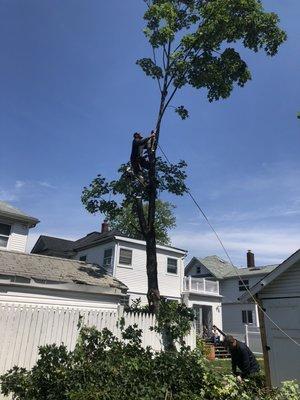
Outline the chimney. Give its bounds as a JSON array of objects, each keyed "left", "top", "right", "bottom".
[
  {"left": 247, "top": 250, "right": 255, "bottom": 268},
  {"left": 101, "top": 219, "right": 109, "bottom": 234}
]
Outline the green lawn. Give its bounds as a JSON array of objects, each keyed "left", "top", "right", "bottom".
[{"left": 207, "top": 358, "right": 265, "bottom": 375}]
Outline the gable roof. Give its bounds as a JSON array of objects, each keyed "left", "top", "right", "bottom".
[
  {"left": 225, "top": 264, "right": 277, "bottom": 279},
  {"left": 240, "top": 249, "right": 300, "bottom": 302},
  {"left": 31, "top": 235, "right": 75, "bottom": 255},
  {"left": 72, "top": 229, "right": 122, "bottom": 250},
  {"left": 186, "top": 255, "right": 278, "bottom": 280},
  {"left": 0, "top": 249, "right": 127, "bottom": 292},
  {"left": 185, "top": 256, "right": 236, "bottom": 279},
  {"left": 0, "top": 201, "right": 39, "bottom": 227}
]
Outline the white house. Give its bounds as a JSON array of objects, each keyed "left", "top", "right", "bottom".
[
  {"left": 240, "top": 249, "right": 300, "bottom": 387},
  {"left": 186, "top": 253, "right": 277, "bottom": 340},
  {"left": 32, "top": 221, "right": 223, "bottom": 334},
  {"left": 0, "top": 248, "right": 128, "bottom": 379},
  {"left": 0, "top": 201, "right": 39, "bottom": 252}
]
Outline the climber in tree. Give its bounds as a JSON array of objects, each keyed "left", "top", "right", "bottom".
[{"left": 130, "top": 131, "right": 156, "bottom": 179}]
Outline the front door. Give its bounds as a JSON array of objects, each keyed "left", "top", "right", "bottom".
[
  {"left": 193, "top": 305, "right": 203, "bottom": 336},
  {"left": 193, "top": 305, "right": 213, "bottom": 338},
  {"left": 202, "top": 306, "right": 213, "bottom": 337}
]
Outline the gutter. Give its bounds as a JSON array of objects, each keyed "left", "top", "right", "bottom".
[
  {"left": 0, "top": 211, "right": 40, "bottom": 228},
  {"left": 0, "top": 279, "right": 128, "bottom": 297}
]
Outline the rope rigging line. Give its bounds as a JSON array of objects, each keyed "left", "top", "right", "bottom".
[{"left": 157, "top": 143, "right": 300, "bottom": 348}]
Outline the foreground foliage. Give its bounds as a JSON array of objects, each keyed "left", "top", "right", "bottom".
[{"left": 1, "top": 320, "right": 299, "bottom": 399}]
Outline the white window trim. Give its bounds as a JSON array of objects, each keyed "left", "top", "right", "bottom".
[
  {"left": 166, "top": 257, "right": 178, "bottom": 276},
  {"left": 242, "top": 309, "right": 254, "bottom": 325},
  {"left": 103, "top": 247, "right": 113, "bottom": 269},
  {"left": 238, "top": 279, "right": 250, "bottom": 292},
  {"left": 0, "top": 222, "right": 11, "bottom": 249},
  {"left": 118, "top": 247, "right": 133, "bottom": 269}
]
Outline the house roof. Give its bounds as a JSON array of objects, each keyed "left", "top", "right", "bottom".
[
  {"left": 0, "top": 201, "right": 39, "bottom": 227},
  {"left": 239, "top": 249, "right": 300, "bottom": 302},
  {"left": 31, "top": 235, "right": 75, "bottom": 254},
  {"left": 72, "top": 229, "right": 122, "bottom": 250},
  {"left": 38, "top": 230, "right": 187, "bottom": 254},
  {"left": 186, "top": 255, "right": 278, "bottom": 280},
  {"left": 0, "top": 249, "right": 128, "bottom": 292},
  {"left": 185, "top": 256, "right": 236, "bottom": 279}
]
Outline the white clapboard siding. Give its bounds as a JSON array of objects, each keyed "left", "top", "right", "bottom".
[
  {"left": 115, "top": 241, "right": 184, "bottom": 300},
  {"left": 7, "top": 223, "right": 28, "bottom": 253},
  {"left": 261, "top": 261, "right": 300, "bottom": 297},
  {"left": 0, "top": 302, "right": 196, "bottom": 378},
  {"left": 76, "top": 243, "right": 116, "bottom": 276}
]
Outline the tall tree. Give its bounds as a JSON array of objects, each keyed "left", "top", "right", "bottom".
[
  {"left": 82, "top": 0, "right": 286, "bottom": 312},
  {"left": 109, "top": 200, "right": 176, "bottom": 245}
]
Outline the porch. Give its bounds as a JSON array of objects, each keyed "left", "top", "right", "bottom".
[{"left": 183, "top": 276, "right": 220, "bottom": 296}]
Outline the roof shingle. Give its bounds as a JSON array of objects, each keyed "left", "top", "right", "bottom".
[
  {"left": 0, "top": 249, "right": 127, "bottom": 291},
  {"left": 187, "top": 255, "right": 278, "bottom": 280}
]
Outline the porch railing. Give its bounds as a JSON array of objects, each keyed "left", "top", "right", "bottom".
[{"left": 183, "top": 276, "right": 219, "bottom": 295}]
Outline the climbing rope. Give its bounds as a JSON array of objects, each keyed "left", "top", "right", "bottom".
[{"left": 157, "top": 143, "right": 300, "bottom": 348}]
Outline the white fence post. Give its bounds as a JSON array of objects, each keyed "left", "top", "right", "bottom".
[
  {"left": 245, "top": 324, "right": 249, "bottom": 346},
  {"left": 0, "top": 302, "right": 197, "bottom": 381}
]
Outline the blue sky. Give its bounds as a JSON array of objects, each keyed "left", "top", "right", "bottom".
[{"left": 0, "top": 0, "right": 299, "bottom": 266}]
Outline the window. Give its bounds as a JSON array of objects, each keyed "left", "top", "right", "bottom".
[
  {"left": 196, "top": 266, "right": 201, "bottom": 274},
  {"left": 0, "top": 223, "right": 11, "bottom": 248},
  {"left": 103, "top": 248, "right": 113, "bottom": 268},
  {"left": 79, "top": 255, "right": 87, "bottom": 262},
  {"left": 119, "top": 249, "right": 132, "bottom": 266},
  {"left": 242, "top": 310, "right": 253, "bottom": 324},
  {"left": 167, "top": 258, "right": 178, "bottom": 274},
  {"left": 238, "top": 279, "right": 249, "bottom": 291}
]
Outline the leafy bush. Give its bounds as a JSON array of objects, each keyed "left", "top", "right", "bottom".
[
  {"left": 125, "top": 298, "right": 195, "bottom": 351},
  {"left": 0, "top": 305, "right": 298, "bottom": 400},
  {"left": 0, "top": 325, "right": 208, "bottom": 400}
]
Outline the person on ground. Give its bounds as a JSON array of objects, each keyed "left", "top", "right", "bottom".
[
  {"left": 211, "top": 327, "right": 220, "bottom": 345},
  {"left": 130, "top": 131, "right": 156, "bottom": 179},
  {"left": 224, "top": 335, "right": 260, "bottom": 380}
]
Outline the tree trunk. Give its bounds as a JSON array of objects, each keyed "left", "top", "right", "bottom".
[
  {"left": 144, "top": 84, "right": 168, "bottom": 313},
  {"left": 146, "top": 137, "right": 160, "bottom": 313},
  {"left": 146, "top": 229, "right": 160, "bottom": 313}
]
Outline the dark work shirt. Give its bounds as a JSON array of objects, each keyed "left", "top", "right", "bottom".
[
  {"left": 130, "top": 137, "right": 149, "bottom": 161},
  {"left": 230, "top": 341, "right": 260, "bottom": 378}
]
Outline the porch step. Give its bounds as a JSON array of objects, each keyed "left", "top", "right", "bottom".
[{"left": 205, "top": 340, "right": 231, "bottom": 359}]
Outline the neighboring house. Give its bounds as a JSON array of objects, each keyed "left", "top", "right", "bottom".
[
  {"left": 31, "top": 235, "right": 75, "bottom": 258},
  {"left": 240, "top": 249, "right": 300, "bottom": 387},
  {"left": 186, "top": 252, "right": 277, "bottom": 340},
  {"left": 33, "top": 222, "right": 187, "bottom": 304},
  {"left": 0, "top": 249, "right": 128, "bottom": 377},
  {"left": 0, "top": 201, "right": 39, "bottom": 252},
  {"left": 32, "top": 221, "right": 223, "bottom": 333}
]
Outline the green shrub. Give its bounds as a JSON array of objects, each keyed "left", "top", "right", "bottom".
[{"left": 0, "top": 304, "right": 298, "bottom": 400}]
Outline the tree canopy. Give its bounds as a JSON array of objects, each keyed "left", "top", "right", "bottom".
[
  {"left": 82, "top": 0, "right": 286, "bottom": 311},
  {"left": 109, "top": 200, "right": 176, "bottom": 245},
  {"left": 81, "top": 159, "right": 187, "bottom": 240},
  {"left": 138, "top": 0, "right": 287, "bottom": 124}
]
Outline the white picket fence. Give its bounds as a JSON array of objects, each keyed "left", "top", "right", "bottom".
[
  {"left": 0, "top": 302, "right": 196, "bottom": 377},
  {"left": 245, "top": 324, "right": 263, "bottom": 355}
]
